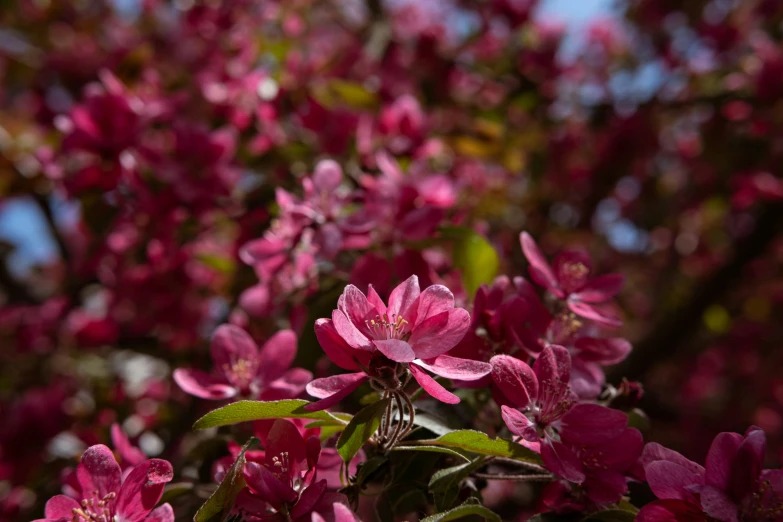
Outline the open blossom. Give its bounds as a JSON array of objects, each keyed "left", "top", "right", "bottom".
[
  {"left": 491, "top": 347, "right": 632, "bottom": 483},
  {"left": 520, "top": 232, "right": 624, "bottom": 326},
  {"left": 174, "top": 325, "right": 312, "bottom": 400},
  {"left": 305, "top": 275, "right": 491, "bottom": 410},
  {"left": 233, "top": 420, "right": 349, "bottom": 522},
  {"left": 34, "top": 444, "right": 173, "bottom": 522},
  {"left": 638, "top": 426, "right": 783, "bottom": 522}
]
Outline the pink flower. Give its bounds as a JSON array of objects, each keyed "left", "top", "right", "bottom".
[
  {"left": 639, "top": 427, "right": 783, "bottom": 522},
  {"left": 491, "top": 347, "right": 630, "bottom": 483},
  {"left": 34, "top": 444, "right": 173, "bottom": 522},
  {"left": 174, "top": 325, "right": 312, "bottom": 400},
  {"left": 305, "top": 276, "right": 491, "bottom": 410},
  {"left": 234, "top": 420, "right": 347, "bottom": 522},
  {"left": 520, "top": 232, "right": 624, "bottom": 326}
]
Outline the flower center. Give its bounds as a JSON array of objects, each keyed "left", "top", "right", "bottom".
[
  {"left": 365, "top": 313, "right": 409, "bottom": 341},
  {"left": 222, "top": 359, "right": 255, "bottom": 391},
  {"left": 71, "top": 492, "right": 116, "bottom": 522},
  {"left": 743, "top": 479, "right": 783, "bottom": 521},
  {"left": 535, "top": 378, "right": 574, "bottom": 426}
]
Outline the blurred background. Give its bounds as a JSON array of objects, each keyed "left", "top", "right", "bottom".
[{"left": 1, "top": 0, "right": 783, "bottom": 520}]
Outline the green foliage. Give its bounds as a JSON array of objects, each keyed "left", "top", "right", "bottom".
[
  {"left": 194, "top": 438, "right": 256, "bottom": 522},
  {"left": 428, "top": 459, "right": 483, "bottom": 511},
  {"left": 421, "top": 430, "right": 542, "bottom": 464},
  {"left": 391, "top": 445, "right": 471, "bottom": 462},
  {"left": 192, "top": 400, "right": 348, "bottom": 430},
  {"left": 337, "top": 397, "right": 391, "bottom": 463},
  {"left": 442, "top": 227, "right": 500, "bottom": 295},
  {"left": 422, "top": 500, "right": 502, "bottom": 522}
]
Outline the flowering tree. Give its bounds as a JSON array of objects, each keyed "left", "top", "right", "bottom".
[{"left": 1, "top": 0, "right": 783, "bottom": 521}]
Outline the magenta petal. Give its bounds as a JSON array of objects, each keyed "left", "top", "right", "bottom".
[
  {"left": 111, "top": 424, "right": 146, "bottom": 466},
  {"left": 541, "top": 439, "right": 585, "bottom": 483},
  {"left": 705, "top": 432, "right": 742, "bottom": 491},
  {"left": 567, "top": 300, "right": 622, "bottom": 327},
  {"left": 387, "top": 275, "right": 420, "bottom": 321},
  {"left": 573, "top": 337, "right": 631, "bottom": 365},
  {"left": 642, "top": 443, "right": 705, "bottom": 478},
  {"left": 416, "top": 355, "right": 491, "bottom": 381},
  {"left": 145, "top": 503, "right": 174, "bottom": 522},
  {"left": 265, "top": 420, "right": 306, "bottom": 476},
  {"left": 211, "top": 325, "right": 260, "bottom": 385},
  {"left": 44, "top": 495, "right": 80, "bottom": 520},
  {"left": 519, "top": 232, "right": 561, "bottom": 295},
  {"left": 646, "top": 461, "right": 704, "bottom": 501},
  {"left": 412, "top": 284, "right": 455, "bottom": 326},
  {"left": 500, "top": 405, "right": 538, "bottom": 441},
  {"left": 257, "top": 329, "right": 297, "bottom": 382},
  {"left": 559, "top": 403, "right": 628, "bottom": 445},
  {"left": 244, "top": 462, "right": 297, "bottom": 508},
  {"left": 332, "top": 310, "right": 372, "bottom": 350},
  {"left": 729, "top": 428, "right": 766, "bottom": 501},
  {"left": 700, "top": 485, "right": 740, "bottom": 522},
  {"left": 533, "top": 345, "right": 571, "bottom": 386},
  {"left": 409, "top": 364, "right": 460, "bottom": 404},
  {"left": 339, "top": 285, "right": 376, "bottom": 331},
  {"left": 115, "top": 459, "right": 173, "bottom": 522},
  {"left": 77, "top": 444, "right": 122, "bottom": 509},
  {"left": 304, "top": 373, "right": 368, "bottom": 412},
  {"left": 584, "top": 470, "right": 628, "bottom": 504},
  {"left": 373, "top": 339, "right": 416, "bottom": 363},
  {"left": 314, "top": 318, "right": 360, "bottom": 370},
  {"left": 637, "top": 500, "right": 706, "bottom": 522},
  {"left": 600, "top": 428, "right": 644, "bottom": 470},
  {"left": 261, "top": 368, "right": 313, "bottom": 400},
  {"left": 332, "top": 502, "right": 360, "bottom": 522},
  {"left": 490, "top": 354, "right": 538, "bottom": 409},
  {"left": 576, "top": 274, "right": 625, "bottom": 302},
  {"left": 173, "top": 368, "right": 237, "bottom": 400},
  {"left": 409, "top": 308, "right": 470, "bottom": 359},
  {"left": 290, "top": 480, "right": 327, "bottom": 519},
  {"left": 312, "top": 159, "right": 343, "bottom": 192}
]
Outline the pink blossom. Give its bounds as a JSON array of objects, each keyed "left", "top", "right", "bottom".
[
  {"left": 305, "top": 276, "right": 491, "bottom": 410},
  {"left": 234, "top": 420, "right": 348, "bottom": 522},
  {"left": 639, "top": 426, "right": 783, "bottom": 522},
  {"left": 491, "top": 347, "right": 630, "bottom": 483},
  {"left": 34, "top": 444, "right": 173, "bottom": 522},
  {"left": 174, "top": 324, "right": 311, "bottom": 400},
  {"left": 520, "top": 232, "right": 624, "bottom": 326}
]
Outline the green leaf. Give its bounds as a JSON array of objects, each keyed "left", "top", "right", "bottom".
[
  {"left": 356, "top": 456, "right": 388, "bottom": 485},
  {"left": 422, "top": 430, "right": 542, "bottom": 464},
  {"left": 443, "top": 227, "right": 500, "bottom": 295},
  {"left": 391, "top": 445, "right": 470, "bottom": 462},
  {"left": 312, "top": 79, "right": 378, "bottom": 109},
  {"left": 194, "top": 437, "right": 256, "bottom": 522},
  {"left": 421, "top": 500, "right": 502, "bottom": 522},
  {"left": 428, "top": 460, "right": 482, "bottom": 492},
  {"left": 582, "top": 510, "right": 637, "bottom": 522},
  {"left": 192, "top": 400, "right": 348, "bottom": 430},
  {"left": 160, "top": 482, "right": 193, "bottom": 503},
  {"left": 337, "top": 398, "right": 391, "bottom": 463}
]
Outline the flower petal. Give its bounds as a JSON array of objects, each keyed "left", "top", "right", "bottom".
[
  {"left": 173, "top": 368, "right": 237, "bottom": 400},
  {"left": 584, "top": 470, "right": 628, "bottom": 504},
  {"left": 332, "top": 502, "right": 361, "bottom": 522},
  {"left": 500, "top": 405, "right": 538, "bottom": 441},
  {"left": 44, "top": 496, "right": 80, "bottom": 520},
  {"left": 559, "top": 403, "right": 628, "bottom": 446},
  {"left": 261, "top": 368, "right": 313, "bottom": 400},
  {"left": 290, "top": 480, "right": 327, "bottom": 519},
  {"left": 728, "top": 427, "right": 766, "bottom": 501},
  {"left": 145, "top": 503, "right": 174, "bottom": 522},
  {"left": 304, "top": 373, "right": 368, "bottom": 412},
  {"left": 641, "top": 443, "right": 705, "bottom": 478},
  {"left": 576, "top": 274, "right": 625, "bottom": 302},
  {"left": 409, "top": 309, "right": 470, "bottom": 359},
  {"left": 533, "top": 345, "right": 571, "bottom": 387},
  {"left": 540, "top": 439, "right": 585, "bottom": 483},
  {"left": 366, "top": 285, "right": 387, "bottom": 315},
  {"left": 700, "top": 485, "right": 740, "bottom": 522},
  {"left": 77, "top": 444, "right": 122, "bottom": 511},
  {"left": 315, "top": 318, "right": 361, "bottom": 370},
  {"left": 412, "top": 284, "right": 455, "bottom": 327},
  {"left": 244, "top": 462, "right": 297, "bottom": 509},
  {"left": 416, "top": 355, "right": 491, "bottom": 381},
  {"left": 637, "top": 500, "right": 707, "bottom": 522},
  {"left": 646, "top": 461, "right": 704, "bottom": 502},
  {"left": 332, "top": 310, "right": 372, "bottom": 351},
  {"left": 519, "top": 232, "right": 561, "bottom": 296},
  {"left": 115, "top": 459, "right": 173, "bottom": 522},
  {"left": 409, "top": 364, "right": 459, "bottom": 404},
  {"left": 387, "top": 275, "right": 420, "bottom": 321},
  {"left": 339, "top": 285, "right": 376, "bottom": 332},
  {"left": 257, "top": 329, "right": 297, "bottom": 383},
  {"left": 211, "top": 325, "right": 260, "bottom": 386},
  {"left": 552, "top": 249, "right": 592, "bottom": 294},
  {"left": 111, "top": 424, "right": 146, "bottom": 467},
  {"left": 489, "top": 355, "right": 538, "bottom": 409},
  {"left": 265, "top": 420, "right": 306, "bottom": 476},
  {"left": 705, "top": 432, "right": 742, "bottom": 491},
  {"left": 373, "top": 339, "right": 415, "bottom": 363},
  {"left": 573, "top": 337, "right": 631, "bottom": 365},
  {"left": 567, "top": 300, "right": 622, "bottom": 327}
]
